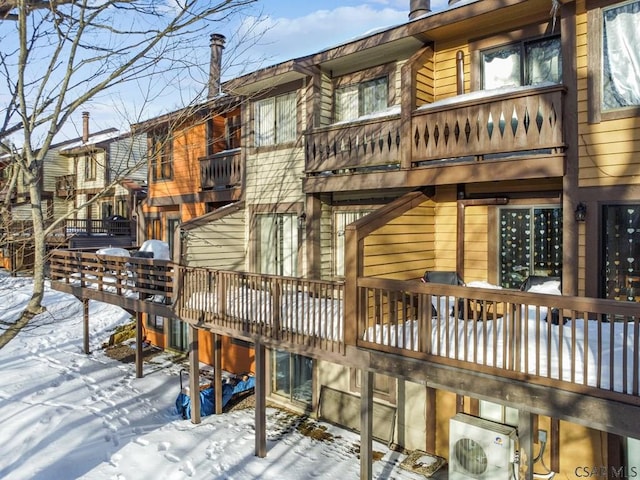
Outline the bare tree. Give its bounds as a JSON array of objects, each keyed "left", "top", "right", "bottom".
[{"left": 0, "top": 0, "right": 258, "bottom": 334}]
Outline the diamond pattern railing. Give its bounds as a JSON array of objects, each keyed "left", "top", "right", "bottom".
[{"left": 411, "top": 84, "right": 565, "bottom": 163}]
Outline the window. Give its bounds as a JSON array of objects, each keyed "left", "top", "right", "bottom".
[
  {"left": 602, "top": 204, "right": 640, "bottom": 302},
  {"left": 482, "top": 36, "right": 561, "bottom": 90},
  {"left": 167, "top": 218, "right": 180, "bottom": 260},
  {"left": 257, "top": 213, "right": 298, "bottom": 276},
  {"left": 351, "top": 370, "right": 396, "bottom": 404},
  {"left": 169, "top": 318, "right": 188, "bottom": 352},
  {"left": 335, "top": 77, "right": 388, "bottom": 122},
  {"left": 272, "top": 350, "right": 313, "bottom": 405},
  {"left": 147, "top": 315, "right": 165, "bottom": 332},
  {"left": 334, "top": 210, "right": 373, "bottom": 276},
  {"left": 479, "top": 400, "right": 518, "bottom": 427},
  {"left": 150, "top": 130, "right": 172, "bottom": 180},
  {"left": 601, "top": 0, "right": 640, "bottom": 111},
  {"left": 85, "top": 152, "right": 97, "bottom": 180},
  {"left": 226, "top": 113, "right": 241, "bottom": 150},
  {"left": 254, "top": 92, "right": 296, "bottom": 147},
  {"left": 499, "top": 207, "right": 563, "bottom": 289}
]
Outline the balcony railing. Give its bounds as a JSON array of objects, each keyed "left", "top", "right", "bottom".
[
  {"left": 64, "top": 218, "right": 133, "bottom": 237},
  {"left": 49, "top": 249, "right": 174, "bottom": 302},
  {"left": 304, "top": 84, "right": 565, "bottom": 176},
  {"left": 411, "top": 84, "right": 565, "bottom": 163},
  {"left": 175, "top": 267, "right": 345, "bottom": 354},
  {"left": 55, "top": 174, "right": 76, "bottom": 197},
  {"left": 47, "top": 250, "right": 640, "bottom": 406},
  {"left": 357, "top": 277, "right": 640, "bottom": 405},
  {"left": 200, "top": 149, "right": 242, "bottom": 190},
  {"left": 305, "top": 114, "right": 402, "bottom": 175}
]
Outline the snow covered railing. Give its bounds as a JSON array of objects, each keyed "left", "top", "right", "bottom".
[
  {"left": 175, "top": 267, "right": 345, "bottom": 354},
  {"left": 357, "top": 276, "right": 640, "bottom": 404},
  {"left": 49, "top": 249, "right": 174, "bottom": 302}
]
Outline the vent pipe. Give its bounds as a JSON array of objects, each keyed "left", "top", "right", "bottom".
[
  {"left": 208, "top": 33, "right": 226, "bottom": 99},
  {"left": 409, "top": 0, "right": 430, "bottom": 19},
  {"left": 82, "top": 111, "right": 89, "bottom": 143}
]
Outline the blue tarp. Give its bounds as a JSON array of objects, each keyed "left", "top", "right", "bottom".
[{"left": 176, "top": 375, "right": 256, "bottom": 420}]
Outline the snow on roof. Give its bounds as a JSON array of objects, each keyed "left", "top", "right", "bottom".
[{"left": 60, "top": 130, "right": 128, "bottom": 151}]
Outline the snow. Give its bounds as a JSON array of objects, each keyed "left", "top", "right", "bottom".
[
  {"left": 138, "top": 239, "right": 171, "bottom": 260},
  {"left": 0, "top": 271, "right": 424, "bottom": 480}
]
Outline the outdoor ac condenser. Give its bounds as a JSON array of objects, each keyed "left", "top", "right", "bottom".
[{"left": 449, "top": 413, "right": 517, "bottom": 480}]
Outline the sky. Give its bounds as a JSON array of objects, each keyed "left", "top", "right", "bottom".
[
  {"left": 1, "top": 0, "right": 452, "bottom": 143},
  {"left": 0, "top": 270, "right": 431, "bottom": 480}
]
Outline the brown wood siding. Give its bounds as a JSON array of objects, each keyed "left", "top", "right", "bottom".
[{"left": 363, "top": 202, "right": 435, "bottom": 280}]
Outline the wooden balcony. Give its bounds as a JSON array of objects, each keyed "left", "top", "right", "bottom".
[
  {"left": 357, "top": 277, "right": 640, "bottom": 407},
  {"left": 411, "top": 84, "right": 565, "bottom": 164},
  {"left": 55, "top": 174, "right": 76, "bottom": 197},
  {"left": 305, "top": 113, "right": 402, "bottom": 175},
  {"left": 304, "top": 84, "right": 565, "bottom": 179},
  {"left": 200, "top": 149, "right": 242, "bottom": 191},
  {"left": 174, "top": 267, "right": 345, "bottom": 356},
  {"left": 48, "top": 250, "right": 640, "bottom": 415},
  {"left": 49, "top": 249, "right": 174, "bottom": 317}
]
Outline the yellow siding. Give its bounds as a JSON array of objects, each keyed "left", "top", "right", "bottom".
[
  {"left": 577, "top": 0, "right": 640, "bottom": 188},
  {"left": 363, "top": 202, "right": 436, "bottom": 280}
]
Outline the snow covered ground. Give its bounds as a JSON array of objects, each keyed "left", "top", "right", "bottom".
[{"left": 0, "top": 271, "right": 427, "bottom": 480}]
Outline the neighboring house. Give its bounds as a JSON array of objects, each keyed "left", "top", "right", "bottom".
[
  {"left": 48, "top": 0, "right": 640, "bottom": 478},
  {"left": 58, "top": 112, "right": 147, "bottom": 249}
]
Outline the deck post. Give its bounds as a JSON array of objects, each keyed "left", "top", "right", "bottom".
[
  {"left": 213, "top": 333, "right": 223, "bottom": 414},
  {"left": 135, "top": 312, "right": 143, "bottom": 378},
  {"left": 255, "top": 341, "right": 266, "bottom": 458},
  {"left": 189, "top": 324, "right": 201, "bottom": 424},
  {"left": 360, "top": 370, "right": 373, "bottom": 480},
  {"left": 518, "top": 410, "right": 534, "bottom": 480},
  {"left": 83, "top": 299, "right": 90, "bottom": 354}
]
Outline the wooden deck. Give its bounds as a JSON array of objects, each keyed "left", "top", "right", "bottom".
[{"left": 48, "top": 250, "right": 640, "bottom": 438}]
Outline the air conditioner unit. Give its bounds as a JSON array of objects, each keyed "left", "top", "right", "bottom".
[{"left": 449, "top": 413, "right": 517, "bottom": 480}]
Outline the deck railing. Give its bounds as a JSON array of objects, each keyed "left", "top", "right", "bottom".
[
  {"left": 304, "top": 114, "right": 402, "bottom": 175},
  {"left": 357, "top": 277, "right": 640, "bottom": 405},
  {"left": 411, "top": 84, "right": 565, "bottom": 163},
  {"left": 49, "top": 249, "right": 174, "bottom": 302},
  {"left": 47, "top": 250, "right": 640, "bottom": 404},
  {"left": 64, "top": 218, "right": 133, "bottom": 236},
  {"left": 174, "top": 267, "right": 345, "bottom": 354},
  {"left": 199, "top": 150, "right": 242, "bottom": 190}
]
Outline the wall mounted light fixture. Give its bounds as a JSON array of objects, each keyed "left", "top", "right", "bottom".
[
  {"left": 575, "top": 202, "right": 587, "bottom": 222},
  {"left": 297, "top": 212, "right": 307, "bottom": 229}
]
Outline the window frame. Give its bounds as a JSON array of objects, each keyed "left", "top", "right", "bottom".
[
  {"left": 332, "top": 63, "right": 395, "bottom": 123},
  {"left": 587, "top": 0, "right": 640, "bottom": 123},
  {"left": 469, "top": 21, "right": 560, "bottom": 92},
  {"left": 84, "top": 152, "right": 97, "bottom": 181},
  {"left": 150, "top": 129, "right": 173, "bottom": 181},
  {"left": 253, "top": 91, "right": 297, "bottom": 148},
  {"left": 146, "top": 314, "right": 165, "bottom": 332},
  {"left": 479, "top": 34, "right": 562, "bottom": 90}
]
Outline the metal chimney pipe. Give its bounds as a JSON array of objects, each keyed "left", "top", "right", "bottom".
[
  {"left": 82, "top": 111, "right": 89, "bottom": 143},
  {"left": 409, "top": 0, "right": 430, "bottom": 19},
  {"left": 208, "top": 33, "right": 226, "bottom": 99}
]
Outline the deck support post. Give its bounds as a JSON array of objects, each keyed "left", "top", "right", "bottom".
[
  {"left": 425, "top": 387, "right": 436, "bottom": 453},
  {"left": 213, "top": 333, "right": 223, "bottom": 414},
  {"left": 255, "top": 341, "right": 267, "bottom": 458},
  {"left": 360, "top": 370, "right": 373, "bottom": 480},
  {"left": 189, "top": 324, "right": 201, "bottom": 424},
  {"left": 135, "top": 312, "right": 143, "bottom": 378},
  {"left": 518, "top": 410, "right": 534, "bottom": 480},
  {"left": 82, "top": 299, "right": 90, "bottom": 354}
]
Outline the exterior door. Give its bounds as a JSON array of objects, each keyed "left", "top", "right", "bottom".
[
  {"left": 602, "top": 204, "right": 640, "bottom": 302},
  {"left": 258, "top": 213, "right": 298, "bottom": 276}
]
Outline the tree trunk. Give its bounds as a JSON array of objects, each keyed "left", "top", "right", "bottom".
[{"left": 26, "top": 181, "right": 46, "bottom": 315}]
